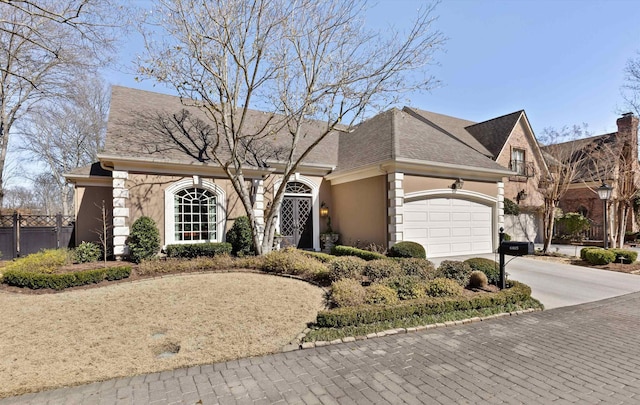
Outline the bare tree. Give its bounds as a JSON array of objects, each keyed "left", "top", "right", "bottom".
[
  {"left": 538, "top": 125, "right": 590, "bottom": 253},
  {"left": 0, "top": 1, "right": 120, "bottom": 207},
  {"left": 137, "top": 0, "right": 445, "bottom": 254},
  {"left": 2, "top": 185, "right": 37, "bottom": 212},
  {"left": 17, "top": 75, "right": 110, "bottom": 216}
]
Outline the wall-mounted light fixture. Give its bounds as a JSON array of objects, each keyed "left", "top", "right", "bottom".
[
  {"left": 451, "top": 178, "right": 464, "bottom": 190},
  {"left": 320, "top": 201, "right": 329, "bottom": 217},
  {"left": 516, "top": 189, "right": 527, "bottom": 204}
]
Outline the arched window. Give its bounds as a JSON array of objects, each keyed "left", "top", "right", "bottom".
[
  {"left": 577, "top": 206, "right": 589, "bottom": 218},
  {"left": 173, "top": 187, "right": 217, "bottom": 241},
  {"left": 165, "top": 179, "right": 225, "bottom": 245}
]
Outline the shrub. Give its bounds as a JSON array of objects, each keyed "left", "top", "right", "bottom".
[
  {"left": 504, "top": 198, "right": 520, "bottom": 215},
  {"left": 580, "top": 246, "right": 599, "bottom": 260},
  {"left": 584, "top": 249, "right": 616, "bottom": 265},
  {"left": 383, "top": 275, "right": 425, "bottom": 300},
  {"left": 2, "top": 265, "right": 131, "bottom": 290},
  {"left": 226, "top": 216, "right": 254, "bottom": 256},
  {"left": 610, "top": 249, "right": 638, "bottom": 264},
  {"left": 436, "top": 260, "right": 473, "bottom": 287},
  {"left": 424, "top": 278, "right": 463, "bottom": 297},
  {"left": 468, "top": 270, "right": 488, "bottom": 289},
  {"left": 555, "top": 212, "right": 590, "bottom": 241},
  {"left": 262, "top": 248, "right": 327, "bottom": 276},
  {"left": 363, "top": 259, "right": 402, "bottom": 282},
  {"left": 316, "top": 281, "right": 533, "bottom": 327},
  {"left": 128, "top": 216, "right": 160, "bottom": 263},
  {"left": 74, "top": 241, "right": 102, "bottom": 263},
  {"left": 164, "top": 242, "right": 232, "bottom": 258},
  {"left": 299, "top": 250, "right": 335, "bottom": 263},
  {"left": 330, "top": 278, "right": 366, "bottom": 307},
  {"left": 387, "top": 241, "right": 426, "bottom": 259},
  {"left": 365, "top": 284, "right": 399, "bottom": 305},
  {"left": 235, "top": 255, "right": 265, "bottom": 269},
  {"left": 396, "top": 258, "right": 436, "bottom": 280},
  {"left": 464, "top": 257, "right": 500, "bottom": 285},
  {"left": 3, "top": 249, "right": 72, "bottom": 274},
  {"left": 328, "top": 256, "right": 366, "bottom": 281},
  {"left": 332, "top": 245, "right": 386, "bottom": 261}
]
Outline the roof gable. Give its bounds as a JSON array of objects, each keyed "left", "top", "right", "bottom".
[{"left": 465, "top": 110, "right": 523, "bottom": 159}]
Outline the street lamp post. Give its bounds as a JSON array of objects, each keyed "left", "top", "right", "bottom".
[{"left": 597, "top": 181, "right": 613, "bottom": 249}]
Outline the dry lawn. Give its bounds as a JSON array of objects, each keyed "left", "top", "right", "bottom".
[{"left": 0, "top": 272, "right": 325, "bottom": 398}]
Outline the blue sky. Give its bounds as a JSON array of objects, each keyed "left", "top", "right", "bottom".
[{"left": 104, "top": 0, "right": 640, "bottom": 137}]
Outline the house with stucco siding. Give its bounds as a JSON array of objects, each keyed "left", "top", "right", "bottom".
[{"left": 65, "top": 86, "right": 550, "bottom": 259}]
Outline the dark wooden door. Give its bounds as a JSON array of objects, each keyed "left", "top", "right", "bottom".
[{"left": 281, "top": 196, "right": 313, "bottom": 249}]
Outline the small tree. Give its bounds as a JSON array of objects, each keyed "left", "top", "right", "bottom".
[
  {"left": 226, "top": 216, "right": 254, "bottom": 256},
  {"left": 127, "top": 216, "right": 160, "bottom": 263},
  {"left": 555, "top": 212, "right": 590, "bottom": 242}
]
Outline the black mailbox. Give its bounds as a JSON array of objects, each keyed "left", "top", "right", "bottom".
[{"left": 499, "top": 241, "right": 534, "bottom": 256}]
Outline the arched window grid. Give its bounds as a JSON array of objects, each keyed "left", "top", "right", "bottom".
[{"left": 173, "top": 187, "right": 217, "bottom": 242}]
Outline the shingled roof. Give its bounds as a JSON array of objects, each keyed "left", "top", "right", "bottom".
[
  {"left": 334, "top": 108, "right": 509, "bottom": 173},
  {"left": 103, "top": 86, "right": 340, "bottom": 169},
  {"left": 465, "top": 110, "right": 524, "bottom": 159}
]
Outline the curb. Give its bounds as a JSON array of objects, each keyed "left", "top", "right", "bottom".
[{"left": 282, "top": 307, "right": 541, "bottom": 352}]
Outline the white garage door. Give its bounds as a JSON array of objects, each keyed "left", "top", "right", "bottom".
[{"left": 404, "top": 197, "right": 493, "bottom": 258}]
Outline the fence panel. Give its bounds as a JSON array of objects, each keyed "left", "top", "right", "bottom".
[{"left": 0, "top": 213, "right": 75, "bottom": 259}]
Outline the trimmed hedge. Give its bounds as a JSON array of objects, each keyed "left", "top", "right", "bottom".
[
  {"left": 580, "top": 247, "right": 599, "bottom": 260},
  {"left": 610, "top": 249, "right": 638, "bottom": 264},
  {"left": 584, "top": 249, "right": 616, "bottom": 265},
  {"left": 332, "top": 245, "right": 386, "bottom": 261},
  {"left": 387, "top": 241, "right": 426, "bottom": 259},
  {"left": 315, "top": 281, "right": 532, "bottom": 328},
  {"left": 165, "top": 242, "right": 232, "bottom": 258},
  {"left": 2, "top": 266, "right": 132, "bottom": 290}
]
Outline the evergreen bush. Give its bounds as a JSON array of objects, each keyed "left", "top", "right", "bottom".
[
  {"left": 226, "top": 216, "right": 254, "bottom": 256},
  {"left": 387, "top": 241, "right": 426, "bottom": 259},
  {"left": 436, "top": 260, "right": 473, "bottom": 287},
  {"left": 464, "top": 257, "right": 500, "bottom": 285},
  {"left": 127, "top": 216, "right": 160, "bottom": 263},
  {"left": 74, "top": 241, "right": 102, "bottom": 263}
]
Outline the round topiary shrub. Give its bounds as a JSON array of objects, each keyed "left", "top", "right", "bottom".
[
  {"left": 363, "top": 259, "right": 402, "bottom": 282},
  {"left": 128, "top": 216, "right": 161, "bottom": 263},
  {"left": 387, "top": 241, "right": 426, "bottom": 259},
  {"left": 424, "top": 277, "right": 463, "bottom": 297},
  {"left": 365, "top": 283, "right": 399, "bottom": 305},
  {"left": 226, "top": 216, "right": 254, "bottom": 256},
  {"left": 467, "top": 270, "right": 488, "bottom": 289},
  {"left": 397, "top": 258, "right": 436, "bottom": 280},
  {"left": 330, "top": 278, "right": 366, "bottom": 307},
  {"left": 74, "top": 241, "right": 102, "bottom": 263},
  {"left": 464, "top": 257, "right": 500, "bottom": 286},
  {"left": 436, "top": 260, "right": 473, "bottom": 287},
  {"left": 383, "top": 275, "right": 425, "bottom": 300},
  {"left": 329, "top": 256, "right": 366, "bottom": 281}
]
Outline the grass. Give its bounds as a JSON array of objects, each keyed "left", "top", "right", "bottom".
[
  {"left": 303, "top": 297, "right": 543, "bottom": 342},
  {"left": 0, "top": 272, "right": 324, "bottom": 399}
]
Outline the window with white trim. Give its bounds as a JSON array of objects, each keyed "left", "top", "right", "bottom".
[
  {"left": 511, "top": 148, "right": 525, "bottom": 175},
  {"left": 173, "top": 187, "right": 217, "bottom": 242}
]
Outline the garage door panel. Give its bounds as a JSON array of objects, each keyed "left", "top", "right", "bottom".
[{"left": 404, "top": 197, "right": 493, "bottom": 258}]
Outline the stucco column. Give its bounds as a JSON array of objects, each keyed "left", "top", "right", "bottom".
[
  {"left": 112, "top": 170, "right": 130, "bottom": 259},
  {"left": 388, "top": 172, "right": 404, "bottom": 248},
  {"left": 253, "top": 179, "right": 265, "bottom": 244}
]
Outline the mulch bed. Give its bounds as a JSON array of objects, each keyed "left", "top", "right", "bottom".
[{"left": 530, "top": 254, "right": 640, "bottom": 274}]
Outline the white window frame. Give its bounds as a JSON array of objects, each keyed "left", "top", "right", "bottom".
[
  {"left": 164, "top": 178, "right": 226, "bottom": 245},
  {"left": 511, "top": 148, "right": 526, "bottom": 175}
]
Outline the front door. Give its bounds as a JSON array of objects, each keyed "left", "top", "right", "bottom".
[{"left": 281, "top": 196, "right": 313, "bottom": 249}]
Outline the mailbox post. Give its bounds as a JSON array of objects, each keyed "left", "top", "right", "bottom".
[{"left": 498, "top": 227, "right": 534, "bottom": 289}]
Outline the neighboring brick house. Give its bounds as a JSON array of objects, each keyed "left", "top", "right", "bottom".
[
  {"left": 546, "top": 113, "right": 640, "bottom": 239},
  {"left": 66, "top": 86, "right": 552, "bottom": 258}
]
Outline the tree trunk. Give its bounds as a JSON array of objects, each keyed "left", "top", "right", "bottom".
[{"left": 542, "top": 199, "right": 556, "bottom": 253}]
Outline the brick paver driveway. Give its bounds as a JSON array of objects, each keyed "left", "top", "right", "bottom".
[{"left": 4, "top": 292, "right": 640, "bottom": 405}]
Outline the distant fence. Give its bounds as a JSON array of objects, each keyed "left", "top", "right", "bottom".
[
  {"left": 553, "top": 221, "right": 603, "bottom": 241},
  {"left": 0, "top": 213, "right": 75, "bottom": 259}
]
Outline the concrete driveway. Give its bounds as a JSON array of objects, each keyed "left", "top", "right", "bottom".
[{"left": 431, "top": 251, "right": 640, "bottom": 309}]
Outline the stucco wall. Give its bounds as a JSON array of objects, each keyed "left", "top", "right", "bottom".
[
  {"left": 403, "top": 176, "right": 498, "bottom": 196},
  {"left": 504, "top": 213, "right": 541, "bottom": 243},
  {"left": 74, "top": 185, "right": 113, "bottom": 246},
  {"left": 496, "top": 119, "right": 545, "bottom": 210},
  {"left": 331, "top": 175, "right": 387, "bottom": 247},
  {"left": 127, "top": 174, "right": 246, "bottom": 246}
]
